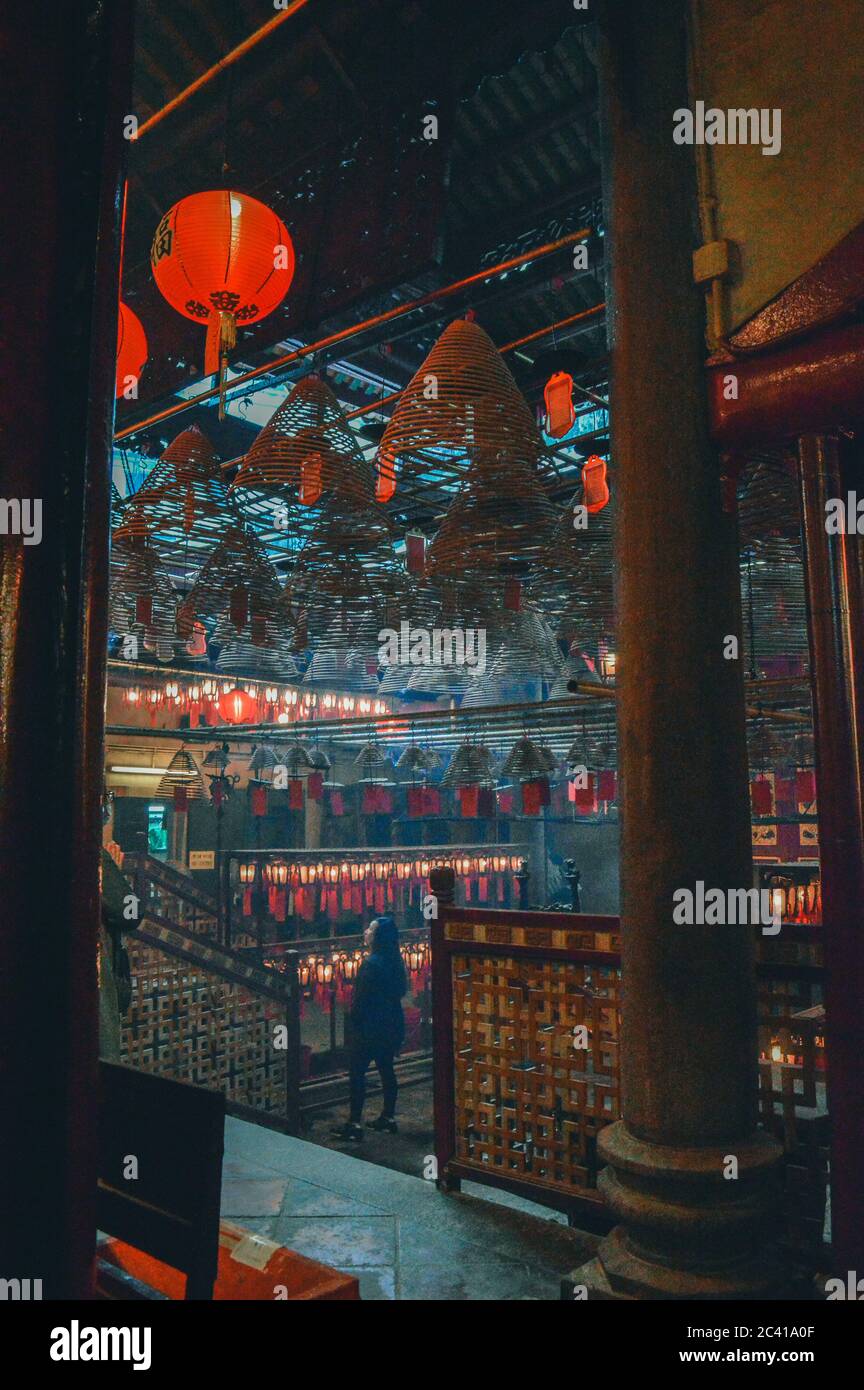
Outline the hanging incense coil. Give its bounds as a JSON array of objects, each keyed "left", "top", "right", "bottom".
[
  {"left": 549, "top": 643, "right": 602, "bottom": 698},
  {"left": 182, "top": 524, "right": 300, "bottom": 681},
  {"left": 287, "top": 492, "right": 404, "bottom": 644},
  {"left": 271, "top": 741, "right": 314, "bottom": 775},
  {"left": 396, "top": 744, "right": 441, "bottom": 774},
  {"left": 425, "top": 448, "right": 564, "bottom": 583},
  {"left": 502, "top": 736, "right": 558, "bottom": 779},
  {"left": 440, "top": 740, "right": 496, "bottom": 789},
  {"left": 354, "top": 741, "right": 391, "bottom": 775},
  {"left": 122, "top": 425, "right": 237, "bottom": 556},
  {"left": 156, "top": 749, "right": 206, "bottom": 801},
  {"left": 248, "top": 744, "right": 281, "bottom": 777},
  {"left": 232, "top": 375, "right": 375, "bottom": 504},
  {"left": 304, "top": 745, "right": 332, "bottom": 773},
  {"left": 376, "top": 318, "right": 549, "bottom": 492},
  {"left": 109, "top": 507, "right": 180, "bottom": 660}
]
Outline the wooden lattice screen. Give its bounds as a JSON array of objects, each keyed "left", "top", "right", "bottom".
[
  {"left": 122, "top": 918, "right": 300, "bottom": 1133},
  {"left": 432, "top": 908, "right": 622, "bottom": 1226},
  {"left": 433, "top": 907, "right": 827, "bottom": 1244}
]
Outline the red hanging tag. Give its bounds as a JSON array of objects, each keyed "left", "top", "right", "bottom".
[
  {"left": 795, "top": 769, "right": 816, "bottom": 805},
  {"left": 405, "top": 531, "right": 426, "bottom": 574},
  {"left": 229, "top": 586, "right": 248, "bottom": 630},
  {"left": 750, "top": 779, "right": 773, "bottom": 816},
  {"left": 308, "top": 771, "right": 324, "bottom": 801},
  {"left": 569, "top": 773, "right": 597, "bottom": 811},
  {"left": 135, "top": 595, "right": 153, "bottom": 626},
  {"left": 250, "top": 613, "right": 267, "bottom": 647},
  {"left": 503, "top": 577, "right": 522, "bottom": 612},
  {"left": 458, "top": 784, "right": 480, "bottom": 817},
  {"left": 251, "top": 784, "right": 268, "bottom": 817},
  {"left": 362, "top": 785, "right": 377, "bottom": 815},
  {"left": 422, "top": 786, "right": 441, "bottom": 815},
  {"left": 288, "top": 779, "right": 304, "bottom": 811},
  {"left": 329, "top": 790, "right": 345, "bottom": 816},
  {"left": 173, "top": 786, "right": 188, "bottom": 811},
  {"left": 583, "top": 455, "right": 610, "bottom": 514},
  {"left": 544, "top": 371, "right": 576, "bottom": 438},
  {"left": 407, "top": 786, "right": 424, "bottom": 818},
  {"left": 477, "top": 786, "right": 495, "bottom": 817},
  {"left": 597, "top": 770, "right": 617, "bottom": 802},
  {"left": 299, "top": 454, "right": 323, "bottom": 506}
]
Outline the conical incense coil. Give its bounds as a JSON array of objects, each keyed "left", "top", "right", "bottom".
[
  {"left": 232, "top": 375, "right": 375, "bottom": 503},
  {"left": 376, "top": 318, "right": 548, "bottom": 489},
  {"left": 396, "top": 744, "right": 441, "bottom": 774},
  {"left": 109, "top": 510, "right": 179, "bottom": 660},
  {"left": 287, "top": 494, "right": 403, "bottom": 641},
  {"left": 502, "top": 736, "right": 558, "bottom": 779},
  {"left": 425, "top": 448, "right": 563, "bottom": 583},
  {"left": 440, "top": 740, "right": 496, "bottom": 789},
  {"left": 156, "top": 749, "right": 206, "bottom": 801},
  {"left": 123, "top": 425, "right": 237, "bottom": 552},
  {"left": 183, "top": 524, "right": 299, "bottom": 670}
]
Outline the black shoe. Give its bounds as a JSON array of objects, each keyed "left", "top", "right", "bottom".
[
  {"left": 367, "top": 1115, "right": 398, "bottom": 1133},
  {"left": 331, "top": 1122, "right": 363, "bottom": 1142}
]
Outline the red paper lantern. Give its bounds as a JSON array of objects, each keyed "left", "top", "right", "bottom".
[
  {"left": 217, "top": 686, "right": 257, "bottom": 724},
  {"left": 150, "top": 190, "right": 295, "bottom": 414},
  {"left": 116, "top": 300, "right": 148, "bottom": 399}
]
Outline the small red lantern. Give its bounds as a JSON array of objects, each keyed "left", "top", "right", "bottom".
[
  {"left": 217, "top": 686, "right": 257, "bottom": 725},
  {"left": 544, "top": 371, "right": 575, "bottom": 438},
  {"left": 150, "top": 190, "right": 295, "bottom": 416},
  {"left": 116, "top": 301, "right": 148, "bottom": 399}
]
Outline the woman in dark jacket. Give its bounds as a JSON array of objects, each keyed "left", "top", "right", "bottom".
[{"left": 336, "top": 916, "right": 407, "bottom": 1142}]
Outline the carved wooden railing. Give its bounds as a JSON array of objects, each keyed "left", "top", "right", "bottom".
[
  {"left": 433, "top": 907, "right": 827, "bottom": 1245},
  {"left": 117, "top": 856, "right": 301, "bottom": 1132}
]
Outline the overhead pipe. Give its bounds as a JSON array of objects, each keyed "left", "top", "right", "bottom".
[
  {"left": 133, "top": 0, "right": 313, "bottom": 142},
  {"left": 114, "top": 230, "right": 593, "bottom": 442},
  {"left": 708, "top": 321, "right": 864, "bottom": 447}
]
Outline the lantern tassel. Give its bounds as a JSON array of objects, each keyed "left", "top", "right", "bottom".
[{"left": 204, "top": 311, "right": 237, "bottom": 419}]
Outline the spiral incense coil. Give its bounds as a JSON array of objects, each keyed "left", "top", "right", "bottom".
[
  {"left": 425, "top": 448, "right": 564, "bottom": 583},
  {"left": 396, "top": 744, "right": 441, "bottom": 774},
  {"left": 232, "top": 375, "right": 375, "bottom": 503},
  {"left": 287, "top": 493, "right": 404, "bottom": 642},
  {"left": 502, "top": 736, "right": 558, "bottom": 779},
  {"left": 155, "top": 749, "right": 206, "bottom": 801},
  {"left": 216, "top": 633, "right": 301, "bottom": 681},
  {"left": 440, "top": 740, "right": 497, "bottom": 789},
  {"left": 376, "top": 319, "right": 549, "bottom": 492},
  {"left": 109, "top": 507, "right": 180, "bottom": 659},
  {"left": 124, "top": 425, "right": 237, "bottom": 553}
]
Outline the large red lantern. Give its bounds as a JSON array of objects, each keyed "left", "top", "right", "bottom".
[
  {"left": 116, "top": 300, "right": 148, "bottom": 399},
  {"left": 150, "top": 190, "right": 295, "bottom": 415},
  {"left": 217, "top": 686, "right": 257, "bottom": 725}
]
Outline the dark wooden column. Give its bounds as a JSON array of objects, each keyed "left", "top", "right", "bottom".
[
  {"left": 573, "top": 0, "right": 783, "bottom": 1298},
  {"left": 798, "top": 434, "right": 864, "bottom": 1276},
  {"left": 0, "top": 1, "right": 133, "bottom": 1297}
]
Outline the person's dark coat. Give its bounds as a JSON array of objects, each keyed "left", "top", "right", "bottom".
[{"left": 350, "top": 931, "right": 407, "bottom": 1051}]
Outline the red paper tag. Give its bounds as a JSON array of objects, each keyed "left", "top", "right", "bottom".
[
  {"left": 173, "top": 786, "right": 188, "bottom": 811},
  {"left": 251, "top": 784, "right": 268, "bottom": 817},
  {"left": 135, "top": 595, "right": 153, "bottom": 626},
  {"left": 750, "top": 779, "right": 773, "bottom": 816},
  {"left": 288, "top": 779, "right": 304, "bottom": 810},
  {"left": 308, "top": 771, "right": 324, "bottom": 801},
  {"left": 597, "top": 770, "right": 617, "bottom": 802}
]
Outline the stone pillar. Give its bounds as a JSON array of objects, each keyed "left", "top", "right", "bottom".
[
  {"left": 0, "top": 2, "right": 134, "bottom": 1296},
  {"left": 573, "top": 0, "right": 782, "bottom": 1299},
  {"left": 798, "top": 434, "right": 864, "bottom": 1276}
]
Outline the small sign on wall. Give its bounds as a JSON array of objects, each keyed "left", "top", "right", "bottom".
[{"left": 189, "top": 850, "right": 215, "bottom": 870}]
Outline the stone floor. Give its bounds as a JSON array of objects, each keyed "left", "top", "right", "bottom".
[{"left": 222, "top": 1115, "right": 597, "bottom": 1301}]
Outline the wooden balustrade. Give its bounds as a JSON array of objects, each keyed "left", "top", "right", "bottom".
[{"left": 433, "top": 906, "right": 827, "bottom": 1246}]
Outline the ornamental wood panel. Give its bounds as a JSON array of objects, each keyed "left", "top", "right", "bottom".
[{"left": 122, "top": 925, "right": 297, "bottom": 1130}]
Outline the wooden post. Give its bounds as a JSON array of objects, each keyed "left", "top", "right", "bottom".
[
  {"left": 572, "top": 0, "right": 783, "bottom": 1299},
  {"left": 798, "top": 434, "right": 864, "bottom": 1276},
  {"left": 0, "top": 0, "right": 134, "bottom": 1297}
]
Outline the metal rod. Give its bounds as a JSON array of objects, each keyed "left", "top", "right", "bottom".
[
  {"left": 114, "top": 230, "right": 593, "bottom": 442},
  {"left": 133, "top": 0, "right": 313, "bottom": 142}
]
